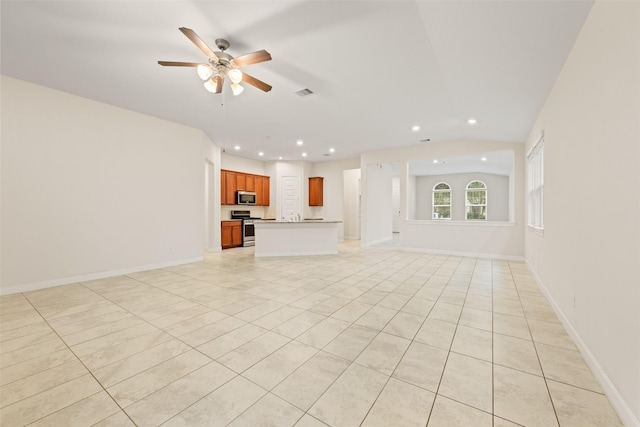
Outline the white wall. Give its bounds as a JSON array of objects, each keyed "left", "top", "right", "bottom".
[
  {"left": 408, "top": 174, "right": 417, "bottom": 220},
  {"left": 312, "top": 158, "right": 360, "bottom": 242},
  {"left": 221, "top": 153, "right": 265, "bottom": 175},
  {"left": 343, "top": 168, "right": 361, "bottom": 240},
  {"left": 413, "top": 172, "right": 510, "bottom": 221},
  {"left": 362, "top": 140, "right": 524, "bottom": 258},
  {"left": 524, "top": 1, "right": 640, "bottom": 425},
  {"left": 1, "top": 76, "right": 220, "bottom": 294}
]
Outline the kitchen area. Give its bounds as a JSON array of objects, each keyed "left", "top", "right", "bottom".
[
  {"left": 220, "top": 162, "right": 341, "bottom": 256},
  {"left": 220, "top": 168, "right": 271, "bottom": 250}
]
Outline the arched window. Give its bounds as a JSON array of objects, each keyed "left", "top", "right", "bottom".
[
  {"left": 432, "top": 182, "right": 451, "bottom": 219},
  {"left": 466, "top": 180, "right": 487, "bottom": 220}
]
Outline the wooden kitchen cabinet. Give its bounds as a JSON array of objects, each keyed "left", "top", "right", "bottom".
[
  {"left": 255, "top": 176, "right": 264, "bottom": 206},
  {"left": 262, "top": 177, "right": 270, "bottom": 206},
  {"left": 309, "top": 177, "right": 324, "bottom": 206},
  {"left": 236, "top": 173, "right": 246, "bottom": 191},
  {"left": 220, "top": 169, "right": 270, "bottom": 206},
  {"left": 220, "top": 170, "right": 228, "bottom": 205},
  {"left": 255, "top": 176, "right": 270, "bottom": 206},
  {"left": 245, "top": 174, "right": 255, "bottom": 192},
  {"left": 221, "top": 220, "right": 242, "bottom": 249},
  {"left": 221, "top": 170, "right": 237, "bottom": 205}
]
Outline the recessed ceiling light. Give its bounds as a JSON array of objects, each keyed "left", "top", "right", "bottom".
[
  {"left": 433, "top": 159, "right": 439, "bottom": 164},
  {"left": 412, "top": 125, "right": 420, "bottom": 132},
  {"left": 234, "top": 145, "right": 240, "bottom": 151},
  {"left": 258, "top": 151, "right": 264, "bottom": 156},
  {"left": 329, "top": 148, "right": 335, "bottom": 153},
  {"left": 302, "top": 152, "right": 307, "bottom": 157},
  {"left": 481, "top": 157, "right": 487, "bottom": 161},
  {"left": 468, "top": 118, "right": 477, "bottom": 125},
  {"left": 278, "top": 156, "right": 283, "bottom": 160},
  {"left": 296, "top": 140, "right": 304, "bottom": 146}
]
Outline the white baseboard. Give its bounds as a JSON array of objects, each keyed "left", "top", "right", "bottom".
[
  {"left": 525, "top": 260, "right": 639, "bottom": 427},
  {"left": 0, "top": 256, "right": 204, "bottom": 296},
  {"left": 388, "top": 246, "right": 525, "bottom": 261},
  {"left": 255, "top": 250, "right": 338, "bottom": 258},
  {"left": 364, "top": 236, "right": 393, "bottom": 247}
]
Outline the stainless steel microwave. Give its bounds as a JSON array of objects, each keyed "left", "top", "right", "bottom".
[{"left": 237, "top": 191, "right": 256, "bottom": 205}]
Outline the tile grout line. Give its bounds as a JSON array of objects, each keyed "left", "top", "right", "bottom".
[
  {"left": 420, "top": 255, "right": 471, "bottom": 427},
  {"left": 353, "top": 254, "right": 446, "bottom": 426},
  {"left": 16, "top": 290, "right": 137, "bottom": 426},
  {"left": 507, "top": 260, "right": 562, "bottom": 427}
]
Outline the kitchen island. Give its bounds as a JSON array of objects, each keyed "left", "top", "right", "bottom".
[{"left": 254, "top": 220, "right": 341, "bottom": 257}]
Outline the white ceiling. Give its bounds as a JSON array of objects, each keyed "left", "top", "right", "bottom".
[
  {"left": 408, "top": 150, "right": 514, "bottom": 176},
  {"left": 1, "top": 1, "right": 593, "bottom": 164}
]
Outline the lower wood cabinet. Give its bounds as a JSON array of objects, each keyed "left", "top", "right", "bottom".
[{"left": 221, "top": 220, "right": 242, "bottom": 249}]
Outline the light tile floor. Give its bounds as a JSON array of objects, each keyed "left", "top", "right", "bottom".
[{"left": 0, "top": 241, "right": 624, "bottom": 426}]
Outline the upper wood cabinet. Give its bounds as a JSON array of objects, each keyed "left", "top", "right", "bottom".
[
  {"left": 221, "top": 169, "right": 270, "bottom": 206},
  {"left": 255, "top": 175, "right": 264, "bottom": 206},
  {"left": 262, "top": 177, "right": 270, "bottom": 206},
  {"left": 236, "top": 173, "right": 246, "bottom": 191},
  {"left": 223, "top": 170, "right": 237, "bottom": 205},
  {"left": 259, "top": 175, "right": 271, "bottom": 206},
  {"left": 245, "top": 174, "right": 255, "bottom": 192},
  {"left": 309, "top": 177, "right": 324, "bottom": 206}
]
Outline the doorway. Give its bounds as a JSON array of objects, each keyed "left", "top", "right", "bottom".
[{"left": 343, "top": 168, "right": 361, "bottom": 240}]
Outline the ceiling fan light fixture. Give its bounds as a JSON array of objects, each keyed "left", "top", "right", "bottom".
[
  {"left": 160, "top": 28, "right": 272, "bottom": 94},
  {"left": 231, "top": 83, "right": 244, "bottom": 96},
  {"left": 197, "top": 64, "right": 214, "bottom": 81},
  {"left": 228, "top": 68, "right": 243, "bottom": 84},
  {"left": 203, "top": 77, "right": 219, "bottom": 93}
]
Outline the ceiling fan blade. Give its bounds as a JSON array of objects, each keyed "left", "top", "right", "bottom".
[
  {"left": 158, "top": 61, "right": 201, "bottom": 67},
  {"left": 204, "top": 75, "right": 224, "bottom": 94},
  {"left": 241, "top": 72, "right": 272, "bottom": 92},
  {"left": 215, "top": 75, "right": 223, "bottom": 93},
  {"left": 233, "top": 50, "right": 272, "bottom": 67},
  {"left": 179, "top": 27, "right": 218, "bottom": 59}
]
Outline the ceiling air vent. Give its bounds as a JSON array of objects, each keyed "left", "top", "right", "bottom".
[{"left": 295, "top": 88, "right": 314, "bottom": 97}]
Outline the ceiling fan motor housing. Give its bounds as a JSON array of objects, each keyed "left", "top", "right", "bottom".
[{"left": 215, "top": 38, "right": 230, "bottom": 51}]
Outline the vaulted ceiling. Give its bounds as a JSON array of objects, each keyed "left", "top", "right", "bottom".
[{"left": 1, "top": 1, "right": 593, "bottom": 163}]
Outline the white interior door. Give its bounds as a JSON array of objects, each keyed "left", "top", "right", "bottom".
[{"left": 281, "top": 176, "right": 300, "bottom": 221}]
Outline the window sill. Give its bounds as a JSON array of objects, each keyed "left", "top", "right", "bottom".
[
  {"left": 406, "top": 220, "right": 517, "bottom": 227},
  {"left": 528, "top": 225, "right": 544, "bottom": 236}
]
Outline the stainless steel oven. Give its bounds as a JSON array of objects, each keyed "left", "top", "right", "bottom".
[
  {"left": 230, "top": 210, "right": 259, "bottom": 247},
  {"left": 242, "top": 219, "right": 255, "bottom": 246}
]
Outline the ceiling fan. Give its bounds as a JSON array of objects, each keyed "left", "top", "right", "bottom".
[{"left": 158, "top": 27, "right": 272, "bottom": 96}]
